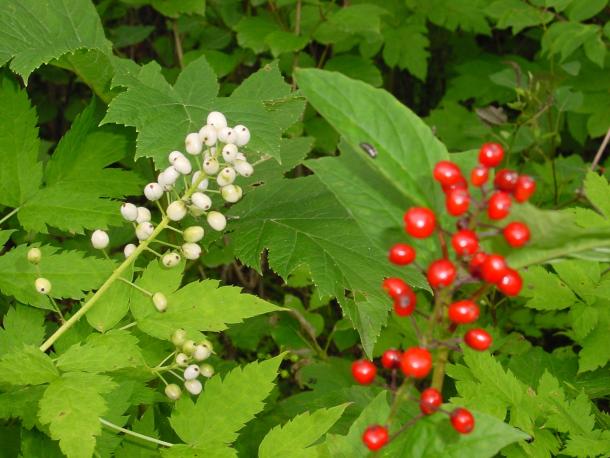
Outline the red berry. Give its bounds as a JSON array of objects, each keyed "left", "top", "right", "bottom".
[
  {"left": 451, "top": 230, "right": 479, "bottom": 256},
  {"left": 514, "top": 175, "right": 536, "bottom": 202},
  {"left": 442, "top": 175, "right": 468, "bottom": 193},
  {"left": 434, "top": 161, "right": 462, "bottom": 186},
  {"left": 450, "top": 408, "right": 475, "bottom": 434},
  {"left": 497, "top": 269, "right": 523, "bottom": 296},
  {"left": 493, "top": 169, "right": 519, "bottom": 192},
  {"left": 393, "top": 288, "right": 417, "bottom": 317},
  {"left": 381, "top": 349, "right": 402, "bottom": 369},
  {"left": 448, "top": 300, "right": 480, "bottom": 324},
  {"left": 464, "top": 328, "right": 492, "bottom": 351},
  {"left": 503, "top": 222, "right": 530, "bottom": 247},
  {"left": 352, "top": 359, "right": 377, "bottom": 385},
  {"left": 362, "top": 425, "right": 389, "bottom": 451},
  {"left": 470, "top": 165, "right": 489, "bottom": 187},
  {"left": 487, "top": 191, "right": 512, "bottom": 220},
  {"left": 382, "top": 277, "right": 409, "bottom": 299},
  {"left": 401, "top": 347, "right": 432, "bottom": 378},
  {"left": 469, "top": 252, "right": 488, "bottom": 277},
  {"left": 388, "top": 243, "right": 416, "bottom": 265},
  {"left": 404, "top": 208, "right": 436, "bottom": 238},
  {"left": 420, "top": 388, "right": 443, "bottom": 415},
  {"left": 478, "top": 142, "right": 504, "bottom": 168},
  {"left": 445, "top": 189, "right": 470, "bottom": 216},
  {"left": 427, "top": 259, "right": 457, "bottom": 288},
  {"left": 481, "top": 254, "right": 508, "bottom": 283}
]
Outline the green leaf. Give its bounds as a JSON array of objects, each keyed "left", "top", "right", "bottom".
[
  {"left": 0, "top": 244, "right": 114, "bottom": 309},
  {"left": 541, "top": 22, "right": 602, "bottom": 65},
  {"left": 563, "top": 431, "right": 610, "bottom": 458},
  {"left": 38, "top": 372, "right": 117, "bottom": 458},
  {"left": 0, "top": 0, "right": 111, "bottom": 80},
  {"left": 0, "top": 77, "right": 42, "bottom": 208},
  {"left": 584, "top": 171, "right": 610, "bottom": 218},
  {"left": 56, "top": 330, "right": 143, "bottom": 373},
  {"left": 259, "top": 404, "right": 348, "bottom": 458},
  {"left": 553, "top": 260, "right": 599, "bottom": 304},
  {"left": 324, "top": 55, "right": 383, "bottom": 87},
  {"left": 325, "top": 4, "right": 388, "bottom": 35},
  {"left": 578, "top": 306, "right": 610, "bottom": 372},
  {"left": 408, "top": 0, "right": 491, "bottom": 34},
  {"left": 86, "top": 266, "right": 133, "bottom": 332},
  {"left": 234, "top": 15, "right": 278, "bottom": 53},
  {"left": 0, "top": 385, "right": 46, "bottom": 428},
  {"left": 0, "top": 305, "right": 45, "bottom": 354},
  {"left": 150, "top": 0, "right": 205, "bottom": 18},
  {"left": 486, "top": 0, "right": 553, "bottom": 34},
  {"left": 0, "top": 230, "right": 15, "bottom": 247},
  {"left": 382, "top": 24, "right": 429, "bottom": 80},
  {"left": 264, "top": 31, "right": 308, "bottom": 57},
  {"left": 19, "top": 99, "right": 142, "bottom": 233},
  {"left": 520, "top": 266, "right": 577, "bottom": 310},
  {"left": 565, "top": 0, "right": 607, "bottom": 21},
  {"left": 170, "top": 355, "right": 283, "bottom": 448},
  {"left": 0, "top": 345, "right": 59, "bottom": 385}
]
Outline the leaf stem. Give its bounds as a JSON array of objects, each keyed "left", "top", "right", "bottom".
[
  {"left": 118, "top": 277, "right": 153, "bottom": 297},
  {"left": 0, "top": 206, "right": 20, "bottom": 226},
  {"left": 99, "top": 418, "right": 174, "bottom": 448}
]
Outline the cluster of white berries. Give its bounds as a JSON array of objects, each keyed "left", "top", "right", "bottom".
[{"left": 164, "top": 329, "right": 215, "bottom": 399}]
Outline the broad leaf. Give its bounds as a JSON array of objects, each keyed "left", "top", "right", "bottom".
[
  {"left": 0, "top": 305, "right": 45, "bottom": 354},
  {"left": 0, "top": 345, "right": 58, "bottom": 385}
]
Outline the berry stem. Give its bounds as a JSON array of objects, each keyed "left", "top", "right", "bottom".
[
  {"left": 118, "top": 277, "right": 153, "bottom": 297},
  {"left": 99, "top": 418, "right": 174, "bottom": 448},
  {"left": 0, "top": 206, "right": 21, "bottom": 226},
  {"left": 388, "top": 414, "right": 425, "bottom": 442}
]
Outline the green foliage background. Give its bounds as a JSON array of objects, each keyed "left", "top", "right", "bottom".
[{"left": 0, "top": 0, "right": 609, "bottom": 457}]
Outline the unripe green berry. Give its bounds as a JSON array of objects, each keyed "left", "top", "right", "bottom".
[
  {"left": 175, "top": 352, "right": 189, "bottom": 367},
  {"left": 171, "top": 328, "right": 187, "bottom": 347},
  {"left": 183, "top": 226, "right": 204, "bottom": 243},
  {"left": 27, "top": 247, "right": 42, "bottom": 264},
  {"left": 152, "top": 292, "right": 168, "bottom": 312},
  {"left": 182, "top": 339, "right": 196, "bottom": 355},
  {"left": 165, "top": 383, "right": 182, "bottom": 401},
  {"left": 199, "top": 363, "right": 214, "bottom": 378}
]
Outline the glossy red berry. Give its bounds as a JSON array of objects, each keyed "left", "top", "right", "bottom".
[
  {"left": 470, "top": 165, "right": 489, "bottom": 187},
  {"left": 487, "top": 191, "right": 512, "bottom": 220},
  {"left": 478, "top": 142, "right": 504, "bottom": 168},
  {"left": 503, "top": 222, "right": 530, "bottom": 247},
  {"left": 382, "top": 277, "right": 409, "bottom": 299},
  {"left": 480, "top": 254, "right": 508, "bottom": 283},
  {"left": 352, "top": 360, "right": 377, "bottom": 385},
  {"left": 448, "top": 300, "right": 480, "bottom": 324},
  {"left": 445, "top": 189, "right": 470, "bottom": 216},
  {"left": 469, "top": 252, "right": 488, "bottom": 277},
  {"left": 427, "top": 259, "right": 457, "bottom": 288},
  {"left": 451, "top": 230, "right": 479, "bottom": 256},
  {"left": 442, "top": 175, "right": 468, "bottom": 193},
  {"left": 401, "top": 347, "right": 432, "bottom": 378},
  {"left": 514, "top": 175, "right": 536, "bottom": 202},
  {"left": 404, "top": 208, "right": 436, "bottom": 238},
  {"left": 434, "top": 161, "right": 462, "bottom": 186},
  {"left": 393, "top": 288, "right": 417, "bottom": 317},
  {"left": 420, "top": 388, "right": 443, "bottom": 415},
  {"left": 450, "top": 408, "right": 475, "bottom": 434},
  {"left": 464, "top": 328, "right": 492, "bottom": 351},
  {"left": 362, "top": 425, "right": 389, "bottom": 451},
  {"left": 388, "top": 243, "right": 416, "bottom": 265},
  {"left": 497, "top": 269, "right": 523, "bottom": 296},
  {"left": 493, "top": 169, "right": 519, "bottom": 192},
  {"left": 381, "top": 349, "right": 402, "bottom": 369}
]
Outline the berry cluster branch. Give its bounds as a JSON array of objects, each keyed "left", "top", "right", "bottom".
[{"left": 352, "top": 142, "right": 537, "bottom": 452}]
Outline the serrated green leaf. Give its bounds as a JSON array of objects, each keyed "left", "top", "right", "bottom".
[
  {"left": 259, "top": 404, "right": 348, "bottom": 458},
  {"left": 570, "top": 302, "right": 599, "bottom": 340},
  {"left": 584, "top": 171, "right": 610, "bottom": 219},
  {"left": 56, "top": 330, "right": 143, "bottom": 373},
  {"left": 0, "top": 305, "right": 45, "bottom": 354},
  {"left": 0, "top": 77, "right": 42, "bottom": 208},
  {"left": 150, "top": 0, "right": 205, "bottom": 18},
  {"left": 0, "top": 385, "right": 46, "bottom": 428},
  {"left": 563, "top": 431, "right": 610, "bottom": 458},
  {"left": 0, "top": 229, "right": 15, "bottom": 247},
  {"left": 264, "top": 31, "right": 308, "bottom": 57},
  {"left": 234, "top": 15, "right": 277, "bottom": 53},
  {"left": 553, "top": 260, "right": 599, "bottom": 304},
  {"left": 0, "top": 0, "right": 111, "bottom": 80},
  {"left": 408, "top": 0, "right": 491, "bottom": 34},
  {"left": 520, "top": 266, "right": 577, "bottom": 310},
  {"left": 0, "top": 345, "right": 58, "bottom": 385},
  {"left": 578, "top": 306, "right": 610, "bottom": 372},
  {"left": 170, "top": 355, "right": 283, "bottom": 448},
  {"left": 486, "top": 0, "right": 553, "bottom": 34},
  {"left": 565, "top": 0, "right": 607, "bottom": 21},
  {"left": 382, "top": 25, "right": 429, "bottom": 80},
  {"left": 38, "top": 372, "right": 116, "bottom": 458},
  {"left": 324, "top": 55, "right": 383, "bottom": 87},
  {"left": 0, "top": 244, "right": 115, "bottom": 309},
  {"left": 87, "top": 266, "right": 133, "bottom": 332}
]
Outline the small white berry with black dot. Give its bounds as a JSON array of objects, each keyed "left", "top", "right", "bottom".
[
  {"left": 162, "top": 252, "right": 181, "bottom": 268},
  {"left": 184, "top": 364, "right": 200, "bottom": 380},
  {"left": 234, "top": 159, "right": 253, "bottom": 177},
  {"left": 191, "top": 192, "right": 212, "bottom": 211},
  {"left": 185, "top": 132, "right": 203, "bottom": 155},
  {"left": 91, "top": 230, "right": 110, "bottom": 249},
  {"left": 144, "top": 183, "right": 164, "bottom": 201},
  {"left": 222, "top": 144, "right": 238, "bottom": 163},
  {"left": 184, "top": 379, "right": 202, "bottom": 395},
  {"left": 234, "top": 125, "right": 250, "bottom": 146},
  {"left": 207, "top": 111, "right": 227, "bottom": 130},
  {"left": 217, "top": 167, "right": 236, "bottom": 186},
  {"left": 35, "top": 277, "right": 52, "bottom": 295},
  {"left": 136, "top": 207, "right": 151, "bottom": 224},
  {"left": 221, "top": 184, "right": 242, "bottom": 203},
  {"left": 136, "top": 222, "right": 154, "bottom": 241},
  {"left": 198, "top": 125, "right": 217, "bottom": 146},
  {"left": 120, "top": 202, "right": 138, "bottom": 222}
]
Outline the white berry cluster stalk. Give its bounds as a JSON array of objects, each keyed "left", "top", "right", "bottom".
[{"left": 37, "top": 111, "right": 254, "bottom": 353}]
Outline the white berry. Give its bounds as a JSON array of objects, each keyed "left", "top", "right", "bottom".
[
  {"left": 199, "top": 363, "right": 214, "bottom": 378},
  {"left": 174, "top": 157, "right": 192, "bottom": 175},
  {"left": 136, "top": 222, "right": 154, "bottom": 241},
  {"left": 221, "top": 184, "right": 242, "bottom": 203},
  {"left": 203, "top": 157, "right": 220, "bottom": 175},
  {"left": 175, "top": 352, "right": 189, "bottom": 367},
  {"left": 159, "top": 166, "right": 180, "bottom": 187},
  {"left": 144, "top": 183, "right": 164, "bottom": 201},
  {"left": 167, "top": 201, "right": 187, "bottom": 221},
  {"left": 218, "top": 127, "right": 235, "bottom": 144},
  {"left": 182, "top": 243, "right": 202, "bottom": 260},
  {"left": 184, "top": 364, "right": 200, "bottom": 380},
  {"left": 198, "top": 125, "right": 217, "bottom": 147},
  {"left": 192, "top": 344, "right": 211, "bottom": 362},
  {"left": 35, "top": 277, "right": 52, "bottom": 295},
  {"left": 136, "top": 207, "right": 151, "bottom": 223},
  {"left": 234, "top": 125, "right": 250, "bottom": 146},
  {"left": 185, "top": 132, "right": 203, "bottom": 155},
  {"left": 120, "top": 202, "right": 138, "bottom": 222},
  {"left": 207, "top": 211, "right": 226, "bottom": 231},
  {"left": 183, "top": 226, "right": 204, "bottom": 243},
  {"left": 169, "top": 151, "right": 185, "bottom": 164},
  {"left": 165, "top": 383, "right": 182, "bottom": 401},
  {"left": 172, "top": 329, "right": 187, "bottom": 347},
  {"left": 222, "top": 144, "right": 238, "bottom": 163},
  {"left": 123, "top": 243, "right": 137, "bottom": 258},
  {"left": 184, "top": 379, "right": 202, "bottom": 395},
  {"left": 191, "top": 192, "right": 212, "bottom": 211},
  {"left": 234, "top": 159, "right": 254, "bottom": 177},
  {"left": 207, "top": 111, "right": 227, "bottom": 130},
  {"left": 191, "top": 171, "right": 209, "bottom": 191},
  {"left": 216, "top": 167, "right": 236, "bottom": 186},
  {"left": 91, "top": 230, "right": 110, "bottom": 249},
  {"left": 152, "top": 292, "right": 168, "bottom": 312},
  {"left": 27, "top": 247, "right": 42, "bottom": 265},
  {"left": 162, "top": 252, "right": 181, "bottom": 268}
]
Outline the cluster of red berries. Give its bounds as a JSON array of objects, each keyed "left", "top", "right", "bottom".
[{"left": 353, "top": 143, "right": 536, "bottom": 452}]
